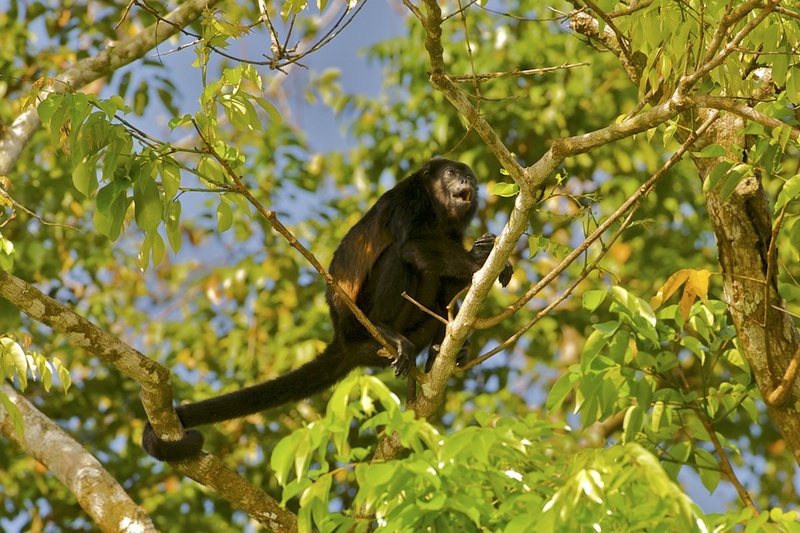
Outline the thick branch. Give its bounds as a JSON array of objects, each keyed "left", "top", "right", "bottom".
[
  {"left": 691, "top": 95, "right": 800, "bottom": 141},
  {"left": 0, "top": 383, "right": 157, "bottom": 532},
  {"left": 0, "top": 268, "right": 298, "bottom": 529}
]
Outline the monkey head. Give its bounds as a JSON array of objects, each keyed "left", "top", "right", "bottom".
[{"left": 426, "top": 158, "right": 479, "bottom": 221}]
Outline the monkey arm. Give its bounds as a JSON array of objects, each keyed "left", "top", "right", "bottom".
[
  {"left": 400, "top": 233, "right": 513, "bottom": 286},
  {"left": 399, "top": 238, "right": 485, "bottom": 281}
]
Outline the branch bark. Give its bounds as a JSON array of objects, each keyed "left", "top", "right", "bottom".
[
  {"left": 0, "top": 383, "right": 157, "bottom": 533},
  {"left": 0, "top": 268, "right": 298, "bottom": 530},
  {"left": 698, "top": 113, "right": 800, "bottom": 465}
]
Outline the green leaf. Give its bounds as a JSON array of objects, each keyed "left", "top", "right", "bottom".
[
  {"left": 775, "top": 174, "right": 800, "bottom": 212},
  {"left": 582, "top": 289, "right": 608, "bottom": 312},
  {"left": 608, "top": 329, "right": 631, "bottom": 363},
  {"left": 0, "top": 391, "right": 24, "bottom": 442},
  {"left": 663, "top": 441, "right": 690, "bottom": 480},
  {"left": 774, "top": 124, "right": 792, "bottom": 152},
  {"left": 703, "top": 161, "right": 733, "bottom": 193},
  {"left": 271, "top": 431, "right": 303, "bottom": 485},
  {"left": 772, "top": 45, "right": 789, "bottom": 86},
  {"left": 1, "top": 338, "right": 28, "bottom": 390},
  {"left": 52, "top": 357, "right": 71, "bottom": 393},
  {"left": 165, "top": 201, "right": 182, "bottom": 254},
  {"left": 159, "top": 161, "right": 182, "bottom": 200},
  {"left": 635, "top": 378, "right": 652, "bottom": 410},
  {"left": 787, "top": 71, "right": 800, "bottom": 106},
  {"left": 490, "top": 182, "right": 519, "bottom": 197},
  {"left": 439, "top": 426, "right": 478, "bottom": 464},
  {"left": 133, "top": 81, "right": 149, "bottom": 115},
  {"left": 280, "top": 478, "right": 312, "bottom": 507},
  {"left": 692, "top": 143, "right": 727, "bottom": 158},
  {"left": 293, "top": 430, "right": 313, "bottom": 480},
  {"left": 300, "top": 474, "right": 334, "bottom": 530},
  {"left": 581, "top": 329, "right": 609, "bottom": 372},
  {"left": 222, "top": 94, "right": 260, "bottom": 132},
  {"left": 37, "top": 94, "right": 62, "bottom": 123},
  {"left": 358, "top": 462, "right": 397, "bottom": 487},
  {"left": 227, "top": 192, "right": 252, "bottom": 217},
  {"left": 139, "top": 231, "right": 166, "bottom": 269},
  {"left": 92, "top": 208, "right": 112, "bottom": 238},
  {"left": 256, "top": 97, "right": 283, "bottom": 124},
  {"left": 662, "top": 120, "right": 678, "bottom": 145},
  {"left": 72, "top": 158, "right": 98, "bottom": 198},
  {"left": 134, "top": 175, "right": 163, "bottom": 232},
  {"left": 545, "top": 369, "right": 579, "bottom": 412},
  {"left": 96, "top": 183, "right": 116, "bottom": 216},
  {"left": 107, "top": 194, "right": 131, "bottom": 242},
  {"left": 169, "top": 114, "right": 193, "bottom": 129},
  {"left": 217, "top": 198, "right": 234, "bottom": 232},
  {"left": 593, "top": 320, "right": 620, "bottom": 335},
  {"left": 695, "top": 448, "right": 720, "bottom": 492},
  {"left": 622, "top": 405, "right": 645, "bottom": 444},
  {"left": 719, "top": 163, "right": 752, "bottom": 201},
  {"left": 150, "top": 231, "right": 165, "bottom": 266},
  {"left": 650, "top": 400, "right": 665, "bottom": 432}
]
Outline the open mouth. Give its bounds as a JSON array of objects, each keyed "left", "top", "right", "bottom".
[{"left": 454, "top": 188, "right": 472, "bottom": 203}]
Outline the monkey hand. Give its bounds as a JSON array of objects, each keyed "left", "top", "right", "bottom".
[
  {"left": 472, "top": 232, "right": 513, "bottom": 286},
  {"left": 390, "top": 335, "right": 417, "bottom": 378},
  {"left": 142, "top": 421, "right": 205, "bottom": 461},
  {"left": 470, "top": 232, "right": 497, "bottom": 262},
  {"left": 499, "top": 261, "right": 514, "bottom": 287},
  {"left": 377, "top": 326, "right": 417, "bottom": 378},
  {"left": 425, "top": 340, "right": 470, "bottom": 372}
]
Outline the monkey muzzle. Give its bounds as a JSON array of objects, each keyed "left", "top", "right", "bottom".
[{"left": 452, "top": 186, "right": 473, "bottom": 204}]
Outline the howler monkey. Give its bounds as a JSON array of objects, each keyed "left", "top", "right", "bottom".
[{"left": 142, "top": 158, "right": 513, "bottom": 461}]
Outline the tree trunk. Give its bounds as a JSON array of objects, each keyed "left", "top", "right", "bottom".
[{"left": 696, "top": 111, "right": 800, "bottom": 465}]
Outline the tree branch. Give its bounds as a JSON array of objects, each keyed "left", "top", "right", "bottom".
[
  {"left": 0, "top": 0, "right": 224, "bottom": 176},
  {"left": 0, "top": 268, "right": 298, "bottom": 530},
  {"left": 0, "top": 383, "right": 158, "bottom": 532}
]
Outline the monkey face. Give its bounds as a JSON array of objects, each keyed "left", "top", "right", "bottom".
[{"left": 430, "top": 159, "right": 479, "bottom": 220}]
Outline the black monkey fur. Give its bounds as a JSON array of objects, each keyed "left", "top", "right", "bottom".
[{"left": 141, "top": 158, "right": 513, "bottom": 461}]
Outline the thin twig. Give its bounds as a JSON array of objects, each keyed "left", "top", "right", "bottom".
[
  {"left": 448, "top": 63, "right": 589, "bottom": 82},
  {"left": 581, "top": 0, "right": 632, "bottom": 62},
  {"left": 0, "top": 189, "right": 80, "bottom": 231},
  {"left": 402, "top": 291, "right": 448, "bottom": 325},
  {"left": 673, "top": 364, "right": 759, "bottom": 514},
  {"left": 475, "top": 111, "right": 721, "bottom": 329}
]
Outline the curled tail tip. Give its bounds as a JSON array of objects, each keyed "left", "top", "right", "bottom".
[{"left": 142, "top": 423, "right": 205, "bottom": 462}]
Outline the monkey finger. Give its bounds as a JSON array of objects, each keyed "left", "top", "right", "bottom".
[
  {"left": 393, "top": 357, "right": 411, "bottom": 378},
  {"left": 473, "top": 233, "right": 496, "bottom": 248}
]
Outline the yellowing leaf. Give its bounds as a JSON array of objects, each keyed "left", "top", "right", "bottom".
[
  {"left": 687, "top": 269, "right": 711, "bottom": 304},
  {"left": 652, "top": 269, "right": 711, "bottom": 320},
  {"left": 678, "top": 269, "right": 711, "bottom": 321},
  {"left": 650, "top": 269, "right": 690, "bottom": 309}
]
